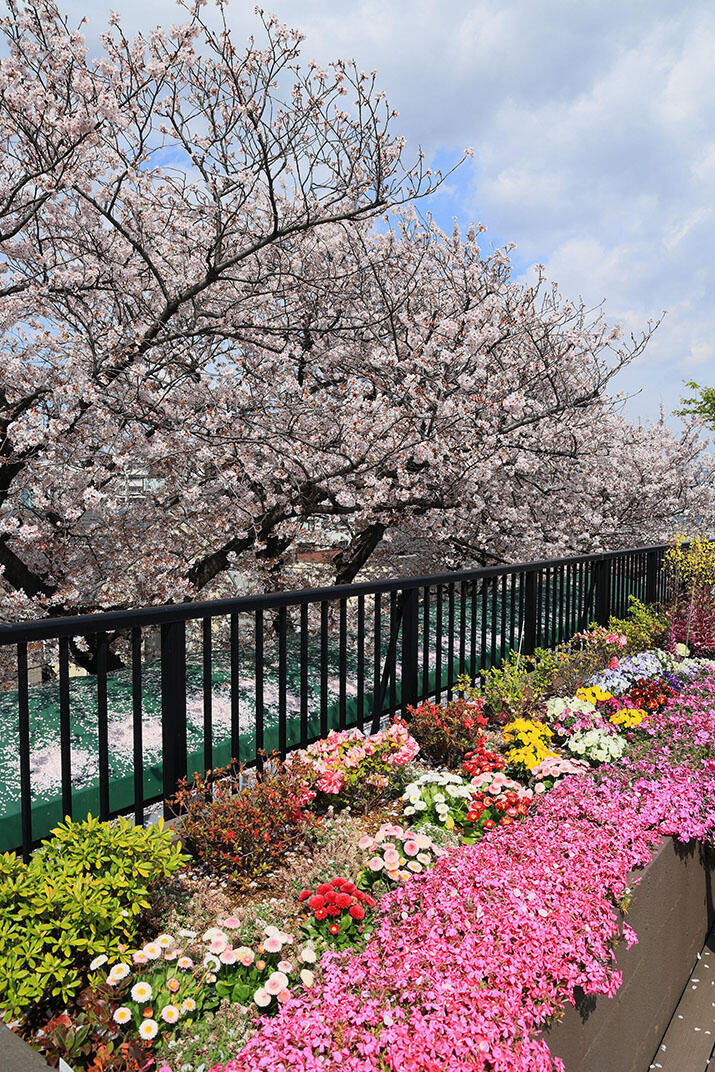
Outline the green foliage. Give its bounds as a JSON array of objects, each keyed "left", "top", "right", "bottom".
[
  {"left": 0, "top": 814, "right": 186, "bottom": 1021},
  {"left": 481, "top": 647, "right": 567, "bottom": 722},
  {"left": 675, "top": 381, "right": 715, "bottom": 430},
  {"left": 158, "top": 999, "right": 251, "bottom": 1072},
  {"left": 608, "top": 597, "right": 668, "bottom": 652}
]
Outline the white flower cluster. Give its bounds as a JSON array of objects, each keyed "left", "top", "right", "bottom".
[
  {"left": 545, "top": 695, "right": 596, "bottom": 720},
  {"left": 402, "top": 771, "right": 473, "bottom": 822},
  {"left": 565, "top": 728, "right": 626, "bottom": 764}
]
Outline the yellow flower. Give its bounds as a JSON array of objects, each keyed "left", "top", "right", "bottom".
[
  {"left": 576, "top": 686, "right": 613, "bottom": 704},
  {"left": 610, "top": 707, "right": 648, "bottom": 729}
]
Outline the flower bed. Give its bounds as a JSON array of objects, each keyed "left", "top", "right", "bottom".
[{"left": 4, "top": 596, "right": 715, "bottom": 1072}]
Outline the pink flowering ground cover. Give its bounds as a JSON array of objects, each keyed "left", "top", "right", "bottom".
[{"left": 209, "top": 674, "right": 715, "bottom": 1072}]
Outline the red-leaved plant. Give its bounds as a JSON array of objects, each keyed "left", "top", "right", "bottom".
[
  {"left": 170, "top": 756, "right": 316, "bottom": 881},
  {"left": 407, "top": 693, "right": 488, "bottom": 768}
]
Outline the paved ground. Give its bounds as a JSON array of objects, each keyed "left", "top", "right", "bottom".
[{"left": 649, "top": 927, "right": 715, "bottom": 1072}]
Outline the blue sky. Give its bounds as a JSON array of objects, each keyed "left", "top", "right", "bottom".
[{"left": 36, "top": 0, "right": 715, "bottom": 425}]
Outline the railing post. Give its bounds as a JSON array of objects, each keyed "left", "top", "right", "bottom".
[
  {"left": 645, "top": 548, "right": 659, "bottom": 604},
  {"left": 595, "top": 557, "right": 611, "bottom": 626},
  {"left": 522, "top": 570, "right": 537, "bottom": 655},
  {"left": 400, "top": 586, "right": 419, "bottom": 716},
  {"left": 161, "top": 619, "right": 187, "bottom": 818}
]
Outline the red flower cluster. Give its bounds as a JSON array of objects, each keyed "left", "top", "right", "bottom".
[
  {"left": 466, "top": 789, "right": 530, "bottom": 826},
  {"left": 626, "top": 678, "right": 676, "bottom": 713},
  {"left": 298, "top": 877, "right": 376, "bottom": 923},
  {"left": 462, "top": 737, "right": 505, "bottom": 777}
]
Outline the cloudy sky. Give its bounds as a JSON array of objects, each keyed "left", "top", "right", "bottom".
[{"left": 35, "top": 0, "right": 715, "bottom": 425}]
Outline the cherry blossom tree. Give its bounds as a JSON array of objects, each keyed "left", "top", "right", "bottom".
[{"left": 0, "top": 0, "right": 712, "bottom": 668}]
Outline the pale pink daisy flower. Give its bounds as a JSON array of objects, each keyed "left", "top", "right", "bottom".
[
  {"left": 264, "top": 971, "right": 289, "bottom": 995},
  {"left": 160, "top": 1005, "right": 180, "bottom": 1024}
]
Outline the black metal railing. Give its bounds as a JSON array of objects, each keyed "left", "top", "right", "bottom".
[{"left": 0, "top": 544, "right": 672, "bottom": 859}]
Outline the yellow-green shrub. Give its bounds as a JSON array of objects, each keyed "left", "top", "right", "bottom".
[
  {"left": 0, "top": 814, "right": 187, "bottom": 1020},
  {"left": 607, "top": 597, "right": 668, "bottom": 652}
]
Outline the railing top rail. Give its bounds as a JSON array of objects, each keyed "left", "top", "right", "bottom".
[{"left": 0, "top": 544, "right": 670, "bottom": 645}]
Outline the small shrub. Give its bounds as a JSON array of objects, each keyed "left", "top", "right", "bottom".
[
  {"left": 407, "top": 689, "right": 488, "bottom": 768},
  {"left": 608, "top": 597, "right": 669, "bottom": 652},
  {"left": 171, "top": 757, "right": 315, "bottom": 881},
  {"left": 0, "top": 814, "right": 186, "bottom": 1021},
  {"left": 482, "top": 647, "right": 570, "bottom": 723}
]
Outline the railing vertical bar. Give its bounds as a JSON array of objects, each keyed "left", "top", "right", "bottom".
[
  {"left": 537, "top": 568, "right": 544, "bottom": 647},
  {"left": 435, "top": 585, "right": 443, "bottom": 703},
  {"left": 509, "top": 575, "right": 516, "bottom": 652},
  {"left": 299, "top": 603, "right": 309, "bottom": 746},
  {"left": 400, "top": 586, "right": 419, "bottom": 716},
  {"left": 132, "top": 628, "right": 144, "bottom": 826},
  {"left": 480, "top": 579, "right": 489, "bottom": 676},
  {"left": 543, "top": 567, "right": 551, "bottom": 648},
  {"left": 357, "top": 594, "right": 365, "bottom": 730},
  {"left": 320, "top": 600, "right": 329, "bottom": 738},
  {"left": 18, "top": 642, "right": 32, "bottom": 861},
  {"left": 161, "top": 621, "right": 187, "bottom": 817},
  {"left": 447, "top": 583, "right": 455, "bottom": 701},
  {"left": 470, "top": 580, "right": 478, "bottom": 679},
  {"left": 372, "top": 594, "right": 381, "bottom": 725},
  {"left": 459, "top": 580, "right": 467, "bottom": 676},
  {"left": 490, "top": 574, "right": 498, "bottom": 667},
  {"left": 338, "top": 598, "right": 347, "bottom": 729},
  {"left": 58, "top": 637, "right": 72, "bottom": 820},
  {"left": 254, "top": 610, "right": 264, "bottom": 770},
  {"left": 558, "top": 564, "right": 565, "bottom": 644},
  {"left": 500, "top": 573, "right": 508, "bottom": 663},
  {"left": 230, "top": 612, "right": 240, "bottom": 765},
  {"left": 422, "top": 585, "right": 431, "bottom": 698},
  {"left": 96, "top": 632, "right": 110, "bottom": 820},
  {"left": 278, "top": 606, "right": 287, "bottom": 757},
  {"left": 202, "top": 618, "right": 212, "bottom": 775},
  {"left": 389, "top": 590, "right": 398, "bottom": 716}
]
